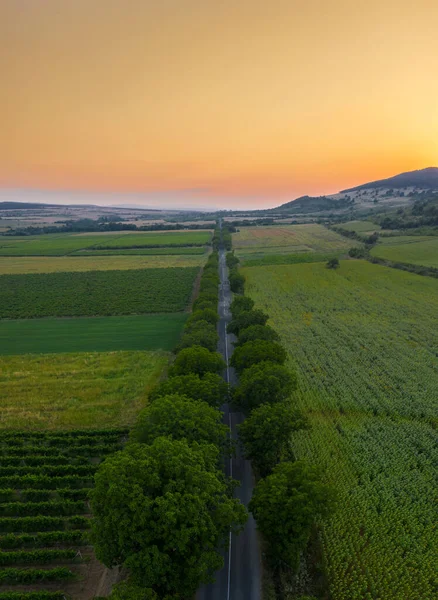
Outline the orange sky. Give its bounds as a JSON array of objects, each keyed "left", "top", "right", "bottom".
[{"left": 1, "top": 0, "right": 438, "bottom": 209}]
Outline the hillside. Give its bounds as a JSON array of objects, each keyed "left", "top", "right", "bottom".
[
  {"left": 275, "top": 195, "right": 351, "bottom": 212},
  {"left": 341, "top": 167, "right": 438, "bottom": 192}
]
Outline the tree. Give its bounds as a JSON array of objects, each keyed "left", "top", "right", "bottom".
[
  {"left": 229, "top": 270, "right": 245, "bottom": 294},
  {"left": 226, "top": 252, "right": 239, "bottom": 269},
  {"left": 249, "top": 461, "right": 334, "bottom": 571},
  {"left": 186, "top": 308, "right": 219, "bottom": 327},
  {"left": 169, "top": 346, "right": 226, "bottom": 377},
  {"left": 326, "top": 257, "right": 340, "bottom": 269},
  {"left": 236, "top": 324, "right": 280, "bottom": 346},
  {"left": 131, "top": 394, "right": 228, "bottom": 450},
  {"left": 233, "top": 361, "right": 297, "bottom": 412},
  {"left": 149, "top": 372, "right": 228, "bottom": 408},
  {"left": 193, "top": 293, "right": 218, "bottom": 310},
  {"left": 230, "top": 296, "right": 254, "bottom": 316},
  {"left": 176, "top": 328, "right": 219, "bottom": 353},
  {"left": 227, "top": 309, "right": 269, "bottom": 336},
  {"left": 238, "top": 402, "right": 309, "bottom": 476},
  {"left": 91, "top": 438, "right": 248, "bottom": 598},
  {"left": 191, "top": 299, "right": 217, "bottom": 312},
  {"left": 109, "top": 580, "right": 158, "bottom": 600},
  {"left": 230, "top": 340, "right": 287, "bottom": 374}
]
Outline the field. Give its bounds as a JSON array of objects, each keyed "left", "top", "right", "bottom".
[
  {"left": 0, "top": 230, "right": 211, "bottom": 256},
  {"left": 0, "top": 314, "right": 187, "bottom": 355},
  {"left": 0, "top": 267, "right": 199, "bottom": 318},
  {"left": 337, "top": 220, "right": 381, "bottom": 233},
  {"left": 242, "top": 260, "right": 438, "bottom": 600},
  {"left": 232, "top": 224, "right": 353, "bottom": 262},
  {"left": 0, "top": 351, "right": 167, "bottom": 430},
  {"left": 0, "top": 429, "right": 125, "bottom": 598},
  {"left": 0, "top": 254, "right": 207, "bottom": 275},
  {"left": 370, "top": 235, "right": 438, "bottom": 268}
]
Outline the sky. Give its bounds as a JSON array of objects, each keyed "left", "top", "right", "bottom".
[{"left": 1, "top": 0, "right": 438, "bottom": 210}]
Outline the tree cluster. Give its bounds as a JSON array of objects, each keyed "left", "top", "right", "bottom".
[{"left": 90, "top": 246, "right": 248, "bottom": 600}]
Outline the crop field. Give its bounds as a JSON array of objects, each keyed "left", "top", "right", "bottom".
[
  {"left": 370, "top": 235, "right": 438, "bottom": 267},
  {"left": 0, "top": 314, "right": 187, "bottom": 355},
  {"left": 0, "top": 267, "right": 198, "bottom": 318},
  {"left": 0, "top": 351, "right": 167, "bottom": 430},
  {"left": 76, "top": 246, "right": 206, "bottom": 256},
  {"left": 0, "top": 254, "right": 207, "bottom": 275},
  {"left": 0, "top": 429, "right": 125, "bottom": 598},
  {"left": 0, "top": 230, "right": 211, "bottom": 256},
  {"left": 232, "top": 224, "right": 353, "bottom": 261},
  {"left": 337, "top": 220, "right": 381, "bottom": 233},
  {"left": 242, "top": 260, "right": 438, "bottom": 600}
]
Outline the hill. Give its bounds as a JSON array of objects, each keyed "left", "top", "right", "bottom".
[
  {"left": 341, "top": 167, "right": 438, "bottom": 192},
  {"left": 276, "top": 195, "right": 351, "bottom": 212}
]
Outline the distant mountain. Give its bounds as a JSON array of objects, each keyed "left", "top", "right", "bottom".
[
  {"left": 276, "top": 195, "right": 351, "bottom": 212},
  {"left": 341, "top": 167, "right": 438, "bottom": 192},
  {"left": 0, "top": 201, "right": 54, "bottom": 210}
]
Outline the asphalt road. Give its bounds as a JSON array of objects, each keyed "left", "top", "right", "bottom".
[{"left": 197, "top": 248, "right": 261, "bottom": 600}]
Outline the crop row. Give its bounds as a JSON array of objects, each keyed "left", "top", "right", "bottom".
[
  {"left": 0, "top": 549, "right": 80, "bottom": 566},
  {"left": 0, "top": 443, "right": 122, "bottom": 457},
  {"left": 0, "top": 476, "right": 93, "bottom": 490},
  {"left": 0, "top": 488, "right": 89, "bottom": 503},
  {"left": 0, "top": 530, "right": 88, "bottom": 549},
  {"left": 0, "top": 592, "right": 67, "bottom": 600},
  {"left": 0, "top": 500, "right": 87, "bottom": 517},
  {"left": 0, "top": 434, "right": 122, "bottom": 447},
  {"left": 0, "top": 567, "right": 75, "bottom": 585},
  {"left": 0, "top": 465, "right": 96, "bottom": 477},
  {"left": 0, "top": 456, "right": 93, "bottom": 467},
  {"left": 0, "top": 516, "right": 90, "bottom": 533},
  {"left": 0, "top": 428, "right": 127, "bottom": 440}
]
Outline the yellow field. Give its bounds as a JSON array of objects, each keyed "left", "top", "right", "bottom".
[
  {"left": 0, "top": 253, "right": 207, "bottom": 274},
  {"left": 232, "top": 224, "right": 353, "bottom": 256},
  {"left": 0, "top": 351, "right": 168, "bottom": 430}
]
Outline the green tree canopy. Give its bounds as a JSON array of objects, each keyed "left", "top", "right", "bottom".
[
  {"left": 326, "top": 257, "right": 340, "bottom": 269},
  {"left": 149, "top": 372, "right": 228, "bottom": 408},
  {"left": 186, "top": 308, "right": 219, "bottom": 327},
  {"left": 109, "top": 580, "right": 158, "bottom": 600},
  {"left": 230, "top": 296, "right": 255, "bottom": 316},
  {"left": 227, "top": 309, "right": 269, "bottom": 335},
  {"left": 176, "top": 328, "right": 219, "bottom": 353},
  {"left": 229, "top": 271, "right": 245, "bottom": 294},
  {"left": 236, "top": 324, "right": 280, "bottom": 346},
  {"left": 169, "top": 346, "right": 226, "bottom": 377},
  {"left": 230, "top": 340, "right": 287, "bottom": 374},
  {"left": 131, "top": 394, "right": 228, "bottom": 451},
  {"left": 91, "top": 438, "right": 247, "bottom": 597},
  {"left": 233, "top": 361, "right": 297, "bottom": 412},
  {"left": 193, "top": 293, "right": 218, "bottom": 310},
  {"left": 249, "top": 461, "right": 334, "bottom": 571},
  {"left": 238, "top": 402, "right": 310, "bottom": 476}
]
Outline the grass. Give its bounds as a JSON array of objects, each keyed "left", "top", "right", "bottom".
[
  {"left": 0, "top": 231, "right": 211, "bottom": 256},
  {"left": 242, "top": 260, "right": 438, "bottom": 600},
  {"left": 232, "top": 224, "right": 353, "bottom": 262},
  {"left": 0, "top": 313, "right": 187, "bottom": 355},
  {"left": 370, "top": 235, "right": 438, "bottom": 267},
  {"left": 243, "top": 251, "right": 340, "bottom": 267},
  {"left": 337, "top": 220, "right": 381, "bottom": 233},
  {"left": 0, "top": 351, "right": 168, "bottom": 430},
  {"left": 75, "top": 246, "right": 206, "bottom": 256},
  {"left": 0, "top": 267, "right": 198, "bottom": 318},
  {"left": 0, "top": 254, "right": 207, "bottom": 275}
]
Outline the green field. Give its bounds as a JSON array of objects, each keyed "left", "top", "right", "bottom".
[
  {"left": 0, "top": 230, "right": 211, "bottom": 256},
  {"left": 232, "top": 224, "right": 353, "bottom": 262},
  {"left": 243, "top": 251, "right": 340, "bottom": 267},
  {"left": 76, "top": 246, "right": 206, "bottom": 256},
  {"left": 0, "top": 253, "right": 207, "bottom": 275},
  {"left": 371, "top": 235, "right": 438, "bottom": 267},
  {"left": 337, "top": 220, "right": 381, "bottom": 233},
  {"left": 0, "top": 313, "right": 187, "bottom": 354},
  {"left": 0, "top": 267, "right": 198, "bottom": 318},
  {"left": 0, "top": 351, "right": 167, "bottom": 430},
  {"left": 243, "top": 260, "right": 438, "bottom": 600}
]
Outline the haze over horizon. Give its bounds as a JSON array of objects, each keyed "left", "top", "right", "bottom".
[{"left": 1, "top": 1, "right": 438, "bottom": 210}]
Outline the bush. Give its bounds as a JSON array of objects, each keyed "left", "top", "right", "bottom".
[
  {"left": 230, "top": 340, "right": 287, "bottom": 374},
  {"left": 233, "top": 361, "right": 297, "bottom": 412},
  {"left": 149, "top": 373, "right": 228, "bottom": 408},
  {"left": 227, "top": 309, "right": 269, "bottom": 336},
  {"left": 169, "top": 346, "right": 225, "bottom": 377},
  {"left": 326, "top": 257, "right": 340, "bottom": 269}
]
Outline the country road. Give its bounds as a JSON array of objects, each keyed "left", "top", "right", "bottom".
[{"left": 197, "top": 247, "right": 261, "bottom": 600}]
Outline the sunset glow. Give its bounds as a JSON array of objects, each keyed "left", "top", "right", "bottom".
[{"left": 1, "top": 0, "right": 438, "bottom": 208}]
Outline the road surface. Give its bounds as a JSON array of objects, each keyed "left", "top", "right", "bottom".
[{"left": 197, "top": 248, "right": 261, "bottom": 600}]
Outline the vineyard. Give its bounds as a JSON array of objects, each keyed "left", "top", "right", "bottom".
[
  {"left": 371, "top": 235, "right": 438, "bottom": 268},
  {"left": 0, "top": 231, "right": 212, "bottom": 256},
  {"left": 242, "top": 260, "right": 438, "bottom": 600},
  {"left": 0, "top": 254, "right": 206, "bottom": 275},
  {"left": 0, "top": 351, "right": 167, "bottom": 430},
  {"left": 232, "top": 224, "right": 353, "bottom": 261},
  {"left": 0, "top": 267, "right": 199, "bottom": 318},
  {"left": 337, "top": 220, "right": 381, "bottom": 233},
  {"left": 0, "top": 430, "right": 126, "bottom": 598}
]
